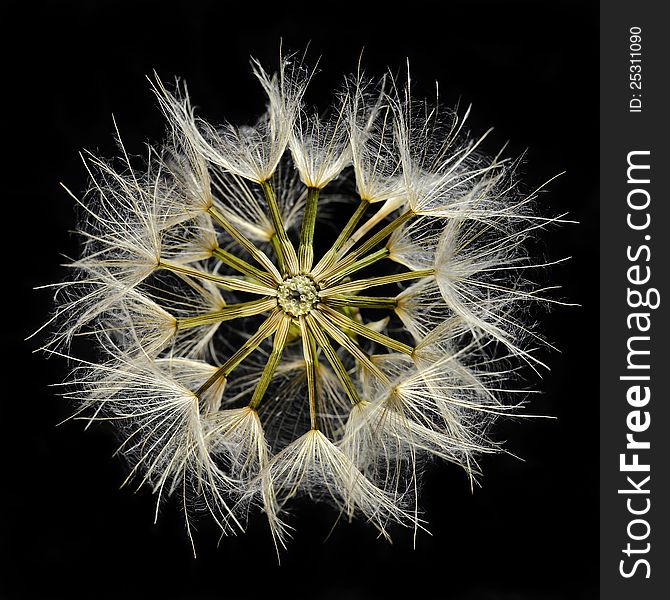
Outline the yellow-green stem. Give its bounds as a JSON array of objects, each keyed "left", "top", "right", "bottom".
[
  {"left": 249, "top": 316, "right": 291, "bottom": 409},
  {"left": 298, "top": 187, "right": 320, "bottom": 272},
  {"left": 309, "top": 310, "right": 389, "bottom": 383},
  {"left": 208, "top": 205, "right": 282, "bottom": 281},
  {"left": 299, "top": 317, "right": 319, "bottom": 430},
  {"left": 312, "top": 198, "right": 369, "bottom": 277},
  {"left": 270, "top": 234, "right": 286, "bottom": 273},
  {"left": 195, "top": 309, "right": 282, "bottom": 398},
  {"left": 212, "top": 248, "right": 277, "bottom": 287},
  {"left": 343, "top": 196, "right": 404, "bottom": 253},
  {"left": 324, "top": 295, "right": 397, "bottom": 310},
  {"left": 320, "top": 248, "right": 389, "bottom": 287},
  {"left": 320, "top": 268, "right": 435, "bottom": 297},
  {"left": 177, "top": 297, "right": 277, "bottom": 330},
  {"left": 319, "top": 209, "right": 415, "bottom": 282},
  {"left": 260, "top": 180, "right": 299, "bottom": 274},
  {"left": 318, "top": 304, "right": 414, "bottom": 355},
  {"left": 159, "top": 262, "right": 277, "bottom": 296},
  {"left": 305, "top": 313, "right": 361, "bottom": 406}
]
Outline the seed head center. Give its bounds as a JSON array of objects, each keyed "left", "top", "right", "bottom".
[{"left": 277, "top": 275, "right": 319, "bottom": 317}]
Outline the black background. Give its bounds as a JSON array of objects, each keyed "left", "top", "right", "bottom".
[{"left": 4, "top": 1, "right": 598, "bottom": 599}]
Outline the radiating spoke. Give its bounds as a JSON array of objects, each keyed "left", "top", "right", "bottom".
[
  {"left": 249, "top": 316, "right": 292, "bottom": 409},
  {"left": 305, "top": 313, "right": 361, "bottom": 406},
  {"left": 195, "top": 308, "right": 282, "bottom": 397},
  {"left": 319, "top": 269, "right": 435, "bottom": 297},
  {"left": 298, "top": 316, "right": 319, "bottom": 430},
  {"left": 323, "top": 295, "right": 397, "bottom": 310},
  {"left": 319, "top": 248, "right": 389, "bottom": 287},
  {"left": 208, "top": 205, "right": 282, "bottom": 281},
  {"left": 318, "top": 304, "right": 414, "bottom": 355},
  {"left": 298, "top": 187, "right": 319, "bottom": 272},
  {"left": 317, "top": 209, "right": 414, "bottom": 282},
  {"left": 312, "top": 197, "right": 369, "bottom": 277},
  {"left": 160, "top": 261, "right": 277, "bottom": 296},
  {"left": 309, "top": 310, "right": 389, "bottom": 383},
  {"left": 212, "top": 247, "right": 277, "bottom": 287},
  {"left": 177, "top": 297, "right": 277, "bottom": 330},
  {"left": 260, "top": 180, "right": 299, "bottom": 275}
]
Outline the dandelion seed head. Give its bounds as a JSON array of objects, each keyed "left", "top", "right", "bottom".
[{"left": 39, "top": 50, "right": 563, "bottom": 551}]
